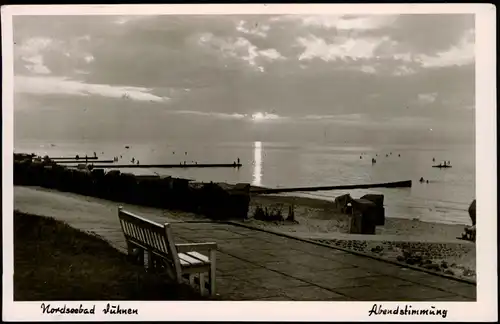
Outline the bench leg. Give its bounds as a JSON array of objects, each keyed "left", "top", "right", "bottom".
[
  {"left": 199, "top": 273, "right": 205, "bottom": 296},
  {"left": 127, "top": 243, "right": 145, "bottom": 266},
  {"left": 210, "top": 250, "right": 216, "bottom": 296},
  {"left": 126, "top": 242, "right": 138, "bottom": 263},
  {"left": 162, "top": 260, "right": 176, "bottom": 280},
  {"left": 138, "top": 248, "right": 145, "bottom": 267},
  {"left": 126, "top": 241, "right": 134, "bottom": 256},
  {"left": 147, "top": 250, "right": 154, "bottom": 272},
  {"left": 189, "top": 274, "right": 195, "bottom": 287}
]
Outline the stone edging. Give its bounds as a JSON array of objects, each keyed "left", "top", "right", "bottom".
[{"left": 226, "top": 221, "right": 477, "bottom": 286}]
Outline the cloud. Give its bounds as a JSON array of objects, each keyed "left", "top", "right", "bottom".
[
  {"left": 74, "top": 69, "right": 90, "bottom": 75},
  {"left": 16, "top": 37, "right": 54, "bottom": 74},
  {"left": 383, "top": 116, "right": 433, "bottom": 127},
  {"left": 83, "top": 54, "right": 95, "bottom": 63},
  {"left": 359, "top": 65, "right": 377, "bottom": 74},
  {"left": 381, "top": 14, "right": 474, "bottom": 56},
  {"left": 198, "top": 34, "right": 285, "bottom": 71},
  {"left": 259, "top": 48, "right": 285, "bottom": 61},
  {"left": 273, "top": 15, "right": 396, "bottom": 31},
  {"left": 303, "top": 113, "right": 365, "bottom": 124},
  {"left": 393, "top": 65, "right": 416, "bottom": 76},
  {"left": 15, "top": 36, "right": 96, "bottom": 77},
  {"left": 418, "top": 92, "right": 438, "bottom": 104},
  {"left": 11, "top": 14, "right": 475, "bottom": 134},
  {"left": 236, "top": 20, "right": 270, "bottom": 38},
  {"left": 15, "top": 76, "right": 168, "bottom": 102},
  {"left": 297, "top": 35, "right": 384, "bottom": 61},
  {"left": 232, "top": 37, "right": 260, "bottom": 67},
  {"left": 392, "top": 53, "right": 413, "bottom": 62},
  {"left": 251, "top": 112, "right": 285, "bottom": 121},
  {"left": 417, "top": 29, "right": 474, "bottom": 68},
  {"left": 171, "top": 110, "right": 247, "bottom": 119},
  {"left": 113, "top": 16, "right": 152, "bottom": 25},
  {"left": 23, "top": 55, "right": 51, "bottom": 74},
  {"left": 167, "top": 110, "right": 291, "bottom": 122}
]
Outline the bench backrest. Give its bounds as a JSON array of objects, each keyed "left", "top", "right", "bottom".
[{"left": 118, "top": 207, "right": 182, "bottom": 276}]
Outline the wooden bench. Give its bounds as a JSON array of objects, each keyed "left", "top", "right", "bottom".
[{"left": 117, "top": 206, "right": 217, "bottom": 296}]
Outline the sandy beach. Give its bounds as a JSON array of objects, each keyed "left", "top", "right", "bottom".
[{"left": 244, "top": 193, "right": 476, "bottom": 282}]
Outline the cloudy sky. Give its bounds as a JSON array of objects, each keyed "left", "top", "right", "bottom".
[{"left": 13, "top": 14, "right": 475, "bottom": 144}]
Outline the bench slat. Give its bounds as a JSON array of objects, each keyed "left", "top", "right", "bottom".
[
  {"left": 178, "top": 253, "right": 206, "bottom": 266},
  {"left": 150, "top": 231, "right": 158, "bottom": 248},
  {"left": 179, "top": 258, "right": 190, "bottom": 267},
  {"left": 121, "top": 220, "right": 130, "bottom": 235},
  {"left": 157, "top": 234, "right": 168, "bottom": 253},
  {"left": 186, "top": 251, "right": 210, "bottom": 263},
  {"left": 131, "top": 223, "right": 140, "bottom": 241},
  {"left": 122, "top": 220, "right": 169, "bottom": 255},
  {"left": 126, "top": 223, "right": 135, "bottom": 239},
  {"left": 128, "top": 223, "right": 136, "bottom": 238},
  {"left": 138, "top": 226, "right": 147, "bottom": 243},
  {"left": 144, "top": 229, "right": 153, "bottom": 246},
  {"left": 156, "top": 233, "right": 165, "bottom": 252}
]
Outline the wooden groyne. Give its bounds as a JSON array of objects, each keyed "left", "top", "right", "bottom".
[
  {"left": 91, "top": 163, "right": 243, "bottom": 169},
  {"left": 55, "top": 160, "right": 116, "bottom": 164},
  {"left": 250, "top": 180, "right": 412, "bottom": 194},
  {"left": 50, "top": 156, "right": 99, "bottom": 160}
]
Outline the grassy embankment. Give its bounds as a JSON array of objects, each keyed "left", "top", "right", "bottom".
[{"left": 14, "top": 211, "right": 203, "bottom": 301}]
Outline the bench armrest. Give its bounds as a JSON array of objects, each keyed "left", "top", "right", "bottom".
[{"left": 175, "top": 242, "right": 217, "bottom": 253}]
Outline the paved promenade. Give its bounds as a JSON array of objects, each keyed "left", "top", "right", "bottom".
[{"left": 14, "top": 186, "right": 476, "bottom": 301}]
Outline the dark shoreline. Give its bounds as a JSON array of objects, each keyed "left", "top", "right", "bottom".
[
  {"left": 14, "top": 153, "right": 471, "bottom": 227},
  {"left": 14, "top": 154, "right": 250, "bottom": 221}
]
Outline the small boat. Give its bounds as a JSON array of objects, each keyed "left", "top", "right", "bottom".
[
  {"left": 125, "top": 146, "right": 130, "bottom": 149},
  {"left": 432, "top": 164, "right": 452, "bottom": 168}
]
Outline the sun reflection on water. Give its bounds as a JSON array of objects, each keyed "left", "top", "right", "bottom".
[{"left": 253, "top": 141, "right": 262, "bottom": 186}]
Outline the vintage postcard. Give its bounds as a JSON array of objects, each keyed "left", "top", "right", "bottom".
[{"left": 2, "top": 3, "right": 497, "bottom": 322}]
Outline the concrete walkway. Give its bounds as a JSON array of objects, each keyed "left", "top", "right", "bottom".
[{"left": 14, "top": 186, "right": 476, "bottom": 301}]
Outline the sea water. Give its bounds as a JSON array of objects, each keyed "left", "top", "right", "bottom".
[{"left": 14, "top": 138, "right": 475, "bottom": 226}]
